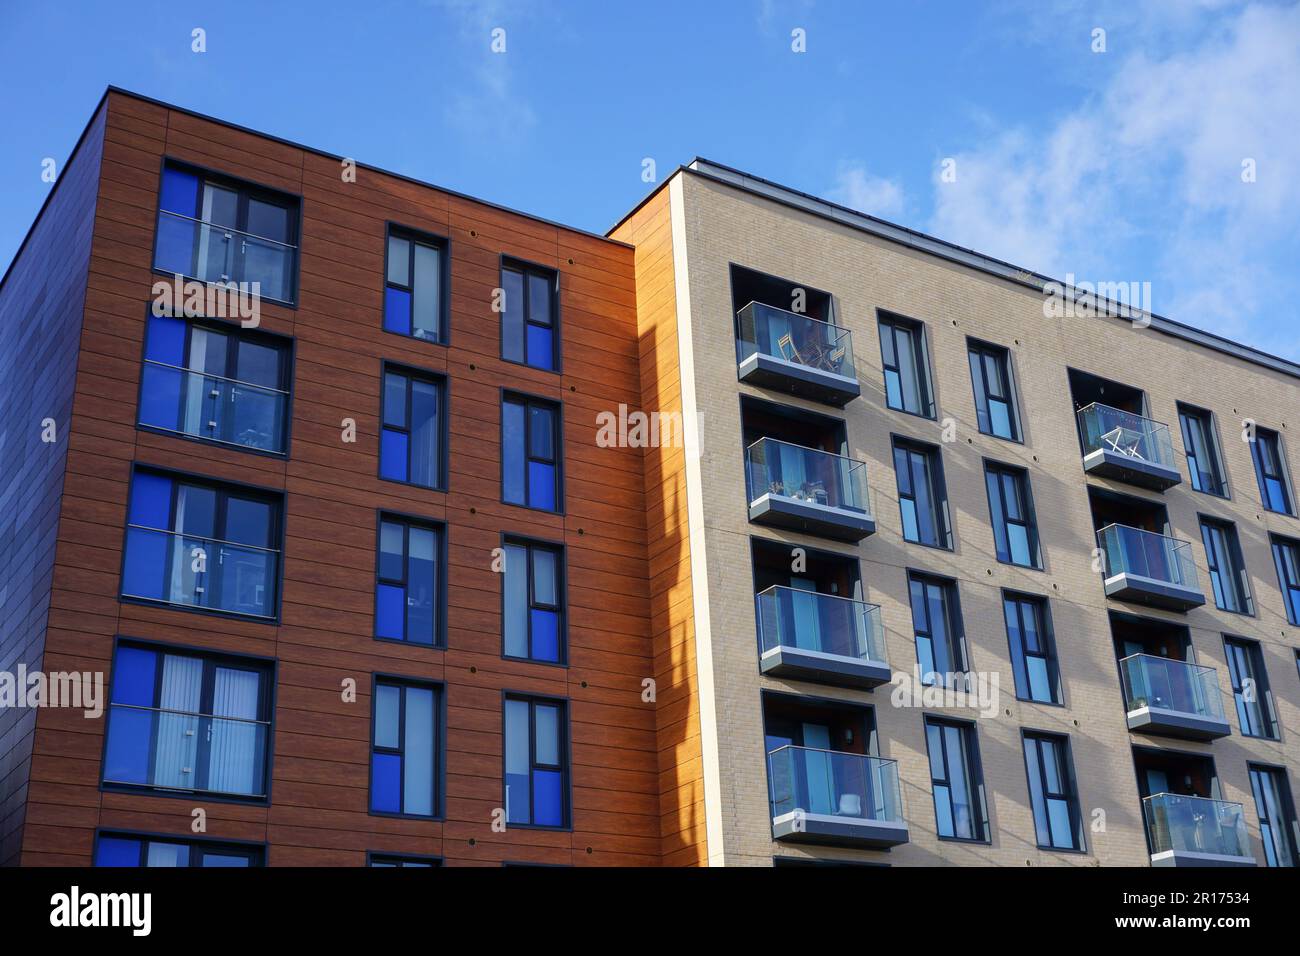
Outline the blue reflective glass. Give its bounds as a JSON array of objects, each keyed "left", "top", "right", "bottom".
[
  {"left": 502, "top": 401, "right": 526, "bottom": 504},
  {"left": 371, "top": 752, "right": 401, "bottom": 813},
  {"left": 531, "top": 608, "right": 559, "bottom": 663},
  {"left": 380, "top": 429, "right": 409, "bottom": 481},
  {"left": 111, "top": 646, "right": 157, "bottom": 706},
  {"left": 138, "top": 364, "right": 182, "bottom": 431},
  {"left": 528, "top": 462, "right": 556, "bottom": 511},
  {"left": 128, "top": 472, "right": 173, "bottom": 527},
  {"left": 533, "top": 769, "right": 562, "bottom": 826},
  {"left": 375, "top": 584, "right": 405, "bottom": 640},
  {"left": 159, "top": 167, "right": 199, "bottom": 215},
  {"left": 384, "top": 287, "right": 412, "bottom": 336},
  {"left": 95, "top": 836, "right": 142, "bottom": 867},
  {"left": 122, "top": 527, "right": 168, "bottom": 600},
  {"left": 145, "top": 315, "right": 186, "bottom": 364},
  {"left": 154, "top": 215, "right": 196, "bottom": 276},
  {"left": 527, "top": 325, "right": 554, "bottom": 370},
  {"left": 104, "top": 708, "right": 153, "bottom": 784}
]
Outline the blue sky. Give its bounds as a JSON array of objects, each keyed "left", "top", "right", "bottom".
[{"left": 3, "top": 0, "right": 1298, "bottom": 357}]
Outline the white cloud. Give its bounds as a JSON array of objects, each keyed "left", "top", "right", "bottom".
[
  {"left": 431, "top": 0, "right": 540, "bottom": 141},
  {"left": 825, "top": 162, "right": 906, "bottom": 220}
]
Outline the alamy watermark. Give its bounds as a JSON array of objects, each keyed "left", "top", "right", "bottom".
[
  {"left": 889, "top": 666, "right": 1000, "bottom": 719},
  {"left": 0, "top": 665, "right": 103, "bottom": 718},
  {"left": 1043, "top": 273, "right": 1152, "bottom": 325}
]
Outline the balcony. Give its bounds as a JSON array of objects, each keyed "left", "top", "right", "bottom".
[
  {"left": 745, "top": 438, "right": 875, "bottom": 542},
  {"left": 1144, "top": 793, "right": 1255, "bottom": 867},
  {"left": 768, "top": 746, "right": 908, "bottom": 849},
  {"left": 121, "top": 526, "right": 279, "bottom": 619},
  {"left": 139, "top": 363, "right": 289, "bottom": 454},
  {"left": 154, "top": 210, "right": 297, "bottom": 304},
  {"left": 1096, "top": 524, "right": 1206, "bottom": 612},
  {"left": 756, "top": 586, "right": 890, "bottom": 689},
  {"left": 736, "top": 302, "right": 859, "bottom": 406},
  {"left": 1120, "top": 654, "right": 1231, "bottom": 741},
  {"left": 1077, "top": 403, "right": 1181, "bottom": 491},
  {"left": 103, "top": 705, "right": 269, "bottom": 798}
]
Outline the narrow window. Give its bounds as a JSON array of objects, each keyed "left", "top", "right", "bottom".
[
  {"left": 1270, "top": 534, "right": 1300, "bottom": 626},
  {"left": 504, "top": 696, "right": 569, "bottom": 827},
  {"left": 95, "top": 833, "right": 265, "bottom": 867},
  {"left": 924, "top": 717, "right": 989, "bottom": 841},
  {"left": 503, "top": 539, "right": 565, "bottom": 664},
  {"left": 375, "top": 516, "right": 442, "bottom": 646},
  {"left": 501, "top": 260, "right": 558, "bottom": 371},
  {"left": 1003, "top": 592, "right": 1061, "bottom": 704},
  {"left": 1022, "top": 732, "right": 1084, "bottom": 851},
  {"left": 968, "top": 340, "right": 1020, "bottom": 441},
  {"left": 1177, "top": 403, "right": 1227, "bottom": 496},
  {"left": 502, "top": 393, "right": 561, "bottom": 512},
  {"left": 877, "top": 313, "right": 934, "bottom": 418},
  {"left": 1248, "top": 765, "right": 1298, "bottom": 867},
  {"left": 1251, "top": 426, "right": 1295, "bottom": 515},
  {"left": 380, "top": 366, "right": 445, "bottom": 489},
  {"left": 1200, "top": 518, "right": 1252, "bottom": 614},
  {"left": 908, "top": 572, "right": 968, "bottom": 687},
  {"left": 384, "top": 227, "right": 447, "bottom": 343},
  {"left": 1223, "top": 637, "right": 1278, "bottom": 739},
  {"left": 985, "top": 462, "right": 1041, "bottom": 568},
  {"left": 370, "top": 679, "right": 440, "bottom": 817},
  {"left": 893, "top": 438, "right": 951, "bottom": 548}
]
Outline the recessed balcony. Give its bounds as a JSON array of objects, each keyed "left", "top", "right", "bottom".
[
  {"left": 736, "top": 302, "right": 859, "bottom": 407},
  {"left": 1077, "top": 403, "right": 1181, "bottom": 491},
  {"left": 745, "top": 438, "right": 875, "bottom": 542},
  {"left": 756, "top": 586, "right": 890, "bottom": 689},
  {"left": 1144, "top": 793, "right": 1255, "bottom": 867},
  {"left": 1096, "top": 523, "right": 1206, "bottom": 612},
  {"left": 768, "top": 746, "right": 908, "bottom": 849},
  {"left": 1119, "top": 654, "right": 1231, "bottom": 741}
]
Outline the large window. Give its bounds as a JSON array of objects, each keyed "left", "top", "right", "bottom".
[
  {"left": 370, "top": 678, "right": 441, "bottom": 817},
  {"left": 893, "top": 437, "right": 951, "bottom": 549},
  {"left": 968, "top": 339, "right": 1020, "bottom": 441},
  {"left": 504, "top": 695, "right": 568, "bottom": 828},
  {"left": 1201, "top": 518, "right": 1252, "bottom": 614},
  {"left": 380, "top": 365, "right": 446, "bottom": 489},
  {"left": 376, "top": 516, "right": 442, "bottom": 646},
  {"left": 1270, "top": 534, "right": 1300, "bottom": 626},
  {"left": 153, "top": 161, "right": 298, "bottom": 304},
  {"left": 503, "top": 538, "right": 565, "bottom": 664},
  {"left": 924, "top": 717, "right": 988, "bottom": 842},
  {"left": 1003, "top": 592, "right": 1061, "bottom": 705},
  {"left": 908, "top": 572, "right": 968, "bottom": 686},
  {"left": 1249, "top": 765, "right": 1298, "bottom": 868},
  {"left": 384, "top": 226, "right": 448, "bottom": 343},
  {"left": 1022, "top": 732, "right": 1084, "bottom": 851},
  {"left": 502, "top": 393, "right": 561, "bottom": 512},
  {"left": 95, "top": 833, "right": 264, "bottom": 867},
  {"left": 103, "top": 642, "right": 272, "bottom": 799},
  {"left": 121, "top": 469, "right": 281, "bottom": 620},
  {"left": 1178, "top": 403, "right": 1227, "bottom": 496},
  {"left": 985, "top": 462, "right": 1041, "bottom": 569},
  {"left": 877, "top": 313, "right": 934, "bottom": 418},
  {"left": 139, "top": 314, "right": 289, "bottom": 454},
  {"left": 1223, "top": 637, "right": 1278, "bottom": 739},
  {"left": 1251, "top": 426, "right": 1294, "bottom": 515},
  {"left": 501, "top": 259, "right": 558, "bottom": 371}
]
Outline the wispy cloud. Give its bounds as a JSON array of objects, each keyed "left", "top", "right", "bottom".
[
  {"left": 825, "top": 162, "right": 906, "bottom": 220},
  {"left": 430, "top": 0, "right": 540, "bottom": 141}
]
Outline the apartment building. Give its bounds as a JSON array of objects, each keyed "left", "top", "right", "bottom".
[
  {"left": 610, "top": 160, "right": 1300, "bottom": 868},
  {"left": 1, "top": 90, "right": 1296, "bottom": 868},
  {"left": 0, "top": 89, "right": 660, "bottom": 867}
]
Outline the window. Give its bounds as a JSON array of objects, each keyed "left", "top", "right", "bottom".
[
  {"left": 103, "top": 642, "right": 272, "bottom": 799},
  {"left": 95, "top": 833, "right": 264, "bottom": 867},
  {"left": 1200, "top": 518, "right": 1252, "bottom": 614},
  {"left": 877, "top": 313, "right": 933, "bottom": 418},
  {"left": 924, "top": 717, "right": 988, "bottom": 842},
  {"left": 1223, "top": 637, "right": 1278, "bottom": 739},
  {"left": 503, "top": 539, "right": 565, "bottom": 664},
  {"left": 380, "top": 366, "right": 445, "bottom": 489},
  {"left": 1251, "top": 426, "right": 1294, "bottom": 515},
  {"left": 375, "top": 516, "right": 442, "bottom": 646},
  {"left": 1022, "top": 732, "right": 1084, "bottom": 851},
  {"left": 1249, "top": 765, "right": 1298, "bottom": 867},
  {"left": 893, "top": 438, "right": 951, "bottom": 548},
  {"left": 504, "top": 696, "right": 568, "bottom": 827},
  {"left": 501, "top": 259, "right": 558, "bottom": 371},
  {"left": 139, "top": 314, "right": 290, "bottom": 454},
  {"left": 370, "top": 679, "right": 440, "bottom": 817},
  {"left": 985, "top": 462, "right": 1041, "bottom": 569},
  {"left": 968, "top": 340, "right": 1020, "bottom": 441},
  {"left": 154, "top": 161, "right": 298, "bottom": 303},
  {"left": 502, "top": 393, "right": 561, "bottom": 511},
  {"left": 1003, "top": 592, "right": 1061, "bottom": 704},
  {"left": 1178, "top": 403, "right": 1227, "bottom": 496},
  {"left": 384, "top": 227, "right": 447, "bottom": 343},
  {"left": 368, "top": 853, "right": 441, "bottom": 867},
  {"left": 121, "top": 469, "right": 281, "bottom": 619},
  {"left": 1270, "top": 534, "right": 1300, "bottom": 625},
  {"left": 908, "top": 572, "right": 968, "bottom": 686}
]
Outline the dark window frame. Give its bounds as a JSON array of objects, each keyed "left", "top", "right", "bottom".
[
  {"left": 892, "top": 435, "right": 953, "bottom": 550},
  {"left": 967, "top": 337, "right": 1022, "bottom": 442},
  {"left": 374, "top": 511, "right": 447, "bottom": 648},
  {"left": 876, "top": 311, "right": 935, "bottom": 419},
  {"left": 1248, "top": 762, "right": 1300, "bottom": 868},
  {"left": 383, "top": 222, "right": 451, "bottom": 346},
  {"left": 1223, "top": 636, "right": 1279, "bottom": 740},
  {"left": 368, "top": 674, "right": 445, "bottom": 821},
  {"left": 1002, "top": 590, "right": 1063, "bottom": 706},
  {"left": 1251, "top": 425, "right": 1295, "bottom": 516},
  {"left": 500, "top": 255, "right": 561, "bottom": 373},
  {"left": 1177, "top": 402, "right": 1229, "bottom": 498},
  {"left": 502, "top": 692, "right": 572, "bottom": 830},
  {"left": 378, "top": 361, "right": 449, "bottom": 492},
  {"left": 501, "top": 390, "right": 564, "bottom": 514},
  {"left": 1270, "top": 533, "right": 1300, "bottom": 626},
  {"left": 1199, "top": 516, "right": 1253, "bottom": 615},
  {"left": 906, "top": 570, "right": 971, "bottom": 687},
  {"left": 94, "top": 829, "right": 268, "bottom": 867},
  {"left": 501, "top": 534, "right": 567, "bottom": 666},
  {"left": 984, "top": 460, "right": 1042, "bottom": 570},
  {"left": 1021, "top": 730, "right": 1086, "bottom": 853},
  {"left": 923, "top": 715, "right": 990, "bottom": 844}
]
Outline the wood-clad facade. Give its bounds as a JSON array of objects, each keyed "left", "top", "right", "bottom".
[{"left": 5, "top": 89, "right": 663, "bottom": 866}]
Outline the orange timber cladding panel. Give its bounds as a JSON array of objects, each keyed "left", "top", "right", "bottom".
[{"left": 24, "top": 91, "right": 662, "bottom": 865}]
